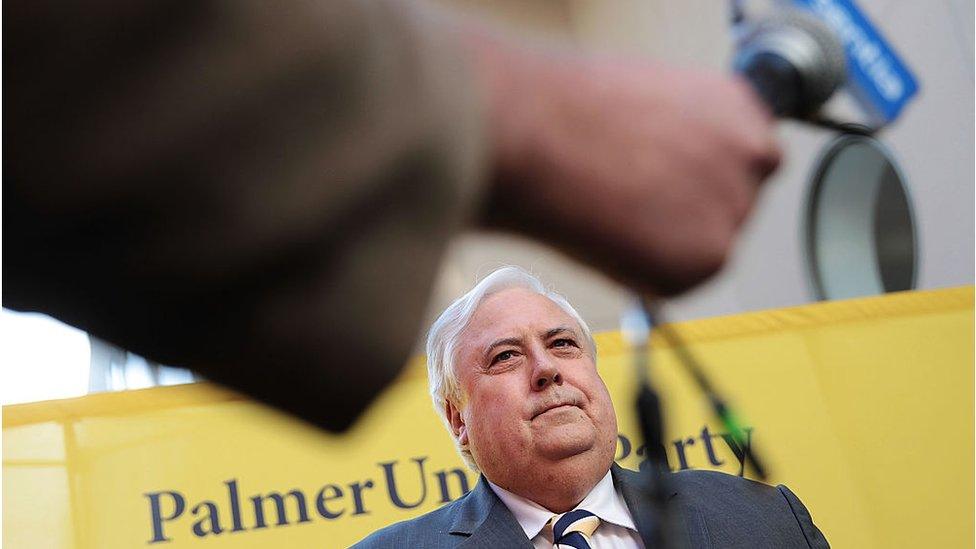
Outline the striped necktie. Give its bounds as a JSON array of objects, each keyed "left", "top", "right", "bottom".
[{"left": 552, "top": 509, "right": 601, "bottom": 549}]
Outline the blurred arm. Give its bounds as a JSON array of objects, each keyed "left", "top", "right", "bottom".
[
  {"left": 4, "top": 1, "right": 780, "bottom": 430},
  {"left": 4, "top": 0, "right": 486, "bottom": 430}
]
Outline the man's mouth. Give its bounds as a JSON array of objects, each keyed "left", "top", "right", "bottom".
[{"left": 532, "top": 402, "right": 579, "bottom": 419}]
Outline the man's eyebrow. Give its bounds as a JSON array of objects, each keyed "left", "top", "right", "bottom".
[
  {"left": 483, "top": 336, "right": 523, "bottom": 358},
  {"left": 543, "top": 326, "right": 579, "bottom": 340}
]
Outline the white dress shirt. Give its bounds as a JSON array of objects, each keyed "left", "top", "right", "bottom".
[{"left": 488, "top": 470, "right": 645, "bottom": 548}]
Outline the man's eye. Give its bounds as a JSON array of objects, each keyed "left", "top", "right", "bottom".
[
  {"left": 492, "top": 350, "right": 516, "bottom": 364},
  {"left": 552, "top": 338, "right": 578, "bottom": 348}
]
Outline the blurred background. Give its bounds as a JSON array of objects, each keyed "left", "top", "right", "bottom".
[{"left": 2, "top": 0, "right": 972, "bottom": 405}]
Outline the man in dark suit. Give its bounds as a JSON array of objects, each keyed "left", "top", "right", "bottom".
[{"left": 354, "top": 267, "right": 828, "bottom": 548}]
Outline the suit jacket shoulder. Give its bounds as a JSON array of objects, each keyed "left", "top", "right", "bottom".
[
  {"left": 351, "top": 497, "right": 463, "bottom": 548},
  {"left": 662, "top": 469, "right": 829, "bottom": 549},
  {"left": 350, "top": 477, "right": 532, "bottom": 549}
]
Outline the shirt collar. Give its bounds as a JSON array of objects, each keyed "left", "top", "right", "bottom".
[{"left": 487, "top": 469, "right": 638, "bottom": 540}]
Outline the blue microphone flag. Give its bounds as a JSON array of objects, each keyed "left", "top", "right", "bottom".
[{"left": 790, "top": 0, "right": 919, "bottom": 125}]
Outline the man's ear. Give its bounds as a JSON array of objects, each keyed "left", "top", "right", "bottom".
[{"left": 445, "top": 399, "right": 468, "bottom": 446}]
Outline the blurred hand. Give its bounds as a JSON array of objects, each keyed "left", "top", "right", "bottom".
[{"left": 472, "top": 36, "right": 781, "bottom": 296}]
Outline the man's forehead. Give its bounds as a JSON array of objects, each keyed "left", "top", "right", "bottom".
[{"left": 462, "top": 288, "right": 579, "bottom": 341}]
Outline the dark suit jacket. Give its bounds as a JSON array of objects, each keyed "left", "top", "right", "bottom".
[{"left": 352, "top": 465, "right": 829, "bottom": 548}]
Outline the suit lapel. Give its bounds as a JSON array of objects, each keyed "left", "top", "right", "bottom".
[
  {"left": 451, "top": 476, "right": 534, "bottom": 549},
  {"left": 613, "top": 464, "right": 707, "bottom": 549},
  {"left": 613, "top": 464, "right": 667, "bottom": 544}
]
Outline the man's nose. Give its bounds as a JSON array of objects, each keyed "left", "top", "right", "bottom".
[{"left": 532, "top": 356, "right": 562, "bottom": 391}]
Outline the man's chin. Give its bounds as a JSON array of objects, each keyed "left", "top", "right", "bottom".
[{"left": 533, "top": 423, "right": 598, "bottom": 461}]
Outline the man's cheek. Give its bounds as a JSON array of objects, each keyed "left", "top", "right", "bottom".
[{"left": 482, "top": 392, "right": 513, "bottom": 415}]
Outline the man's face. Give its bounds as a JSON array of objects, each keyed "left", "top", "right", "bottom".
[{"left": 447, "top": 287, "right": 617, "bottom": 492}]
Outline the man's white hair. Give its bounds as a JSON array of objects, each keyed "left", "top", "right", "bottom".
[{"left": 425, "top": 266, "right": 596, "bottom": 470}]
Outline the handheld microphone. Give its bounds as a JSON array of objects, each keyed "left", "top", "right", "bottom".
[{"left": 733, "top": 8, "right": 847, "bottom": 120}]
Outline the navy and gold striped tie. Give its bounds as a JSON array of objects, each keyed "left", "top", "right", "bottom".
[{"left": 552, "top": 509, "right": 601, "bottom": 549}]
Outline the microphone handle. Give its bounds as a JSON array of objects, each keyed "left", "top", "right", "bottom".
[
  {"left": 640, "top": 302, "right": 769, "bottom": 481},
  {"left": 635, "top": 381, "right": 670, "bottom": 548}
]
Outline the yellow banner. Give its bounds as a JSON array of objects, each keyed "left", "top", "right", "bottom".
[{"left": 3, "top": 287, "right": 973, "bottom": 548}]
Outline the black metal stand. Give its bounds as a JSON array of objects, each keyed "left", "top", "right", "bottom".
[{"left": 628, "top": 296, "right": 771, "bottom": 548}]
